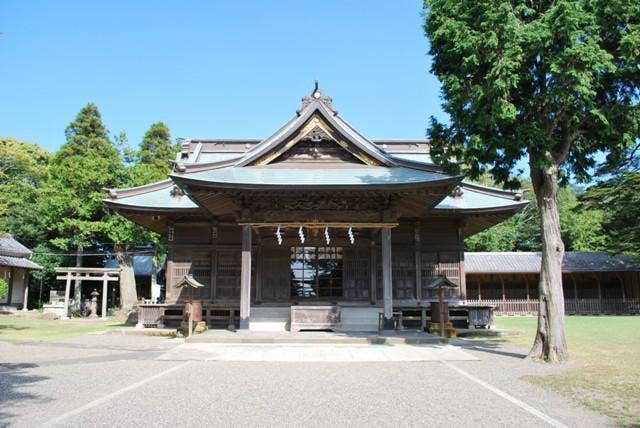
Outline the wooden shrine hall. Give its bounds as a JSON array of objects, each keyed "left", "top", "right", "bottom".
[{"left": 105, "top": 84, "right": 528, "bottom": 331}]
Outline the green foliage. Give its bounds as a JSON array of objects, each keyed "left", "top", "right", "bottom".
[
  {"left": 466, "top": 179, "right": 608, "bottom": 252},
  {"left": 581, "top": 170, "right": 640, "bottom": 257},
  {"left": 128, "top": 122, "right": 178, "bottom": 186},
  {"left": 0, "top": 277, "right": 8, "bottom": 299},
  {"left": 423, "top": 0, "right": 639, "bottom": 186},
  {"left": 41, "top": 103, "right": 125, "bottom": 250},
  {"left": 0, "top": 138, "right": 50, "bottom": 246}
]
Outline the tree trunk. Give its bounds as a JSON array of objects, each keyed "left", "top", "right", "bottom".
[
  {"left": 528, "top": 162, "right": 569, "bottom": 362},
  {"left": 116, "top": 246, "right": 137, "bottom": 310}
]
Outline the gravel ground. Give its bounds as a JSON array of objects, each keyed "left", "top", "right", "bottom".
[{"left": 0, "top": 333, "right": 614, "bottom": 428}]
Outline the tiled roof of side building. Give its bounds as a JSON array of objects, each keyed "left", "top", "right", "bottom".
[
  {"left": 465, "top": 252, "right": 640, "bottom": 273},
  {"left": 0, "top": 235, "right": 32, "bottom": 258}
]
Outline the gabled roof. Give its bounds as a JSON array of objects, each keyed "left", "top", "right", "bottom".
[
  {"left": 234, "top": 83, "right": 396, "bottom": 168},
  {"left": 465, "top": 252, "right": 640, "bottom": 274},
  {"left": 175, "top": 274, "right": 205, "bottom": 289}
]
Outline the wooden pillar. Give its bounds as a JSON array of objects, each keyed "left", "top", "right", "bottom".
[
  {"left": 524, "top": 275, "right": 530, "bottom": 300},
  {"left": 571, "top": 274, "right": 578, "bottom": 300},
  {"left": 478, "top": 279, "right": 482, "bottom": 301},
  {"left": 239, "top": 225, "right": 252, "bottom": 329},
  {"left": 255, "top": 243, "right": 263, "bottom": 304},
  {"left": 7, "top": 267, "right": 13, "bottom": 305},
  {"left": 457, "top": 221, "right": 467, "bottom": 299},
  {"left": 369, "top": 239, "right": 377, "bottom": 304},
  {"left": 414, "top": 222, "right": 422, "bottom": 301},
  {"left": 617, "top": 274, "right": 626, "bottom": 301},
  {"left": 22, "top": 274, "right": 29, "bottom": 311},
  {"left": 211, "top": 246, "right": 217, "bottom": 301},
  {"left": 101, "top": 274, "right": 108, "bottom": 319},
  {"left": 62, "top": 272, "right": 72, "bottom": 320},
  {"left": 381, "top": 227, "right": 394, "bottom": 330},
  {"left": 596, "top": 274, "right": 602, "bottom": 313},
  {"left": 500, "top": 275, "right": 506, "bottom": 301}
]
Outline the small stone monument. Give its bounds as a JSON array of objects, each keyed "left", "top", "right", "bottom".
[{"left": 89, "top": 289, "right": 99, "bottom": 318}]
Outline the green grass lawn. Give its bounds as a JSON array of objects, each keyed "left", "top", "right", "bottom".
[
  {"left": 491, "top": 316, "right": 640, "bottom": 426},
  {"left": 0, "top": 313, "right": 126, "bottom": 342}
]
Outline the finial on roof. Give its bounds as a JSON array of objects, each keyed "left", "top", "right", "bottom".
[{"left": 298, "top": 81, "right": 337, "bottom": 116}]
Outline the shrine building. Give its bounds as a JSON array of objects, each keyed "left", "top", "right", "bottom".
[{"left": 105, "top": 84, "right": 528, "bottom": 331}]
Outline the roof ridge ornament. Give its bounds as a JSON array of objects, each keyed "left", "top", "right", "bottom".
[{"left": 298, "top": 80, "right": 338, "bottom": 116}]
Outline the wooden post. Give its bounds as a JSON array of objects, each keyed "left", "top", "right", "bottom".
[
  {"left": 596, "top": 274, "right": 602, "bottom": 313},
  {"left": 101, "top": 274, "right": 108, "bottom": 319},
  {"left": 524, "top": 275, "right": 530, "bottom": 301},
  {"left": 571, "top": 274, "right": 578, "bottom": 300},
  {"left": 381, "top": 227, "right": 394, "bottom": 330},
  {"left": 617, "top": 274, "right": 626, "bottom": 302},
  {"left": 7, "top": 267, "right": 13, "bottom": 305},
  {"left": 478, "top": 279, "right": 482, "bottom": 301},
  {"left": 239, "top": 225, "right": 252, "bottom": 329},
  {"left": 457, "top": 221, "right": 466, "bottom": 299},
  {"left": 500, "top": 275, "right": 506, "bottom": 301},
  {"left": 414, "top": 222, "right": 422, "bottom": 301},
  {"left": 255, "top": 243, "right": 262, "bottom": 304},
  {"left": 369, "top": 239, "right": 377, "bottom": 304},
  {"left": 62, "top": 272, "right": 72, "bottom": 320},
  {"left": 22, "top": 276, "right": 29, "bottom": 311},
  {"left": 439, "top": 287, "right": 445, "bottom": 339}
]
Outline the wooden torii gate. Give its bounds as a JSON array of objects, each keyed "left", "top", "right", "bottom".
[{"left": 55, "top": 268, "right": 120, "bottom": 320}]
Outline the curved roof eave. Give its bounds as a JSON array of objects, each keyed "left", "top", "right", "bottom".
[{"left": 170, "top": 167, "right": 463, "bottom": 191}]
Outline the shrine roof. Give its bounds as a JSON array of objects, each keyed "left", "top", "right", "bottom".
[
  {"left": 171, "top": 165, "right": 459, "bottom": 190},
  {"left": 434, "top": 182, "right": 528, "bottom": 213},
  {"left": 105, "top": 180, "right": 199, "bottom": 211}
]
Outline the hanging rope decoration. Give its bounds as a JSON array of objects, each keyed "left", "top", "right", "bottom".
[
  {"left": 298, "top": 225, "right": 305, "bottom": 244},
  {"left": 324, "top": 226, "right": 330, "bottom": 245},
  {"left": 347, "top": 226, "right": 355, "bottom": 244},
  {"left": 275, "top": 225, "right": 283, "bottom": 245}
]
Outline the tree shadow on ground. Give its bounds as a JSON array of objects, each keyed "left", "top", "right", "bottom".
[
  {"left": 453, "top": 338, "right": 528, "bottom": 359},
  {"left": 0, "top": 363, "right": 50, "bottom": 425},
  {"left": 0, "top": 324, "right": 29, "bottom": 331}
]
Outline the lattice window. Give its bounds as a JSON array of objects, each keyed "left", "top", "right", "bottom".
[
  {"left": 393, "top": 249, "right": 415, "bottom": 299},
  {"left": 216, "top": 249, "right": 241, "bottom": 300},
  {"left": 343, "top": 248, "right": 370, "bottom": 300}
]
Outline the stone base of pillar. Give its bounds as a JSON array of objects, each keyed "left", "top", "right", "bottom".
[
  {"left": 382, "top": 317, "right": 395, "bottom": 331},
  {"left": 239, "top": 318, "right": 250, "bottom": 330}
]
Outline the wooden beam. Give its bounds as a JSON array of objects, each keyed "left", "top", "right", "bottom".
[
  {"left": 239, "top": 222, "right": 399, "bottom": 229},
  {"left": 239, "top": 225, "right": 252, "bottom": 329}
]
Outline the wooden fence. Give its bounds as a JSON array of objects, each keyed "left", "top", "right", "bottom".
[{"left": 466, "top": 298, "right": 640, "bottom": 316}]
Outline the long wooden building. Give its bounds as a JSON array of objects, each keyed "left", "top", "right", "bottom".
[{"left": 105, "top": 85, "right": 527, "bottom": 331}]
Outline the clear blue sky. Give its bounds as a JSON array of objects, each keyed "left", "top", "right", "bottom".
[{"left": 1, "top": 1, "right": 445, "bottom": 152}]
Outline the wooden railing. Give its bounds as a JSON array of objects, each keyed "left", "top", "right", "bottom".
[{"left": 466, "top": 298, "right": 640, "bottom": 315}]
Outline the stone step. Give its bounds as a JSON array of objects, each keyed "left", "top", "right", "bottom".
[{"left": 187, "top": 331, "right": 444, "bottom": 345}]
